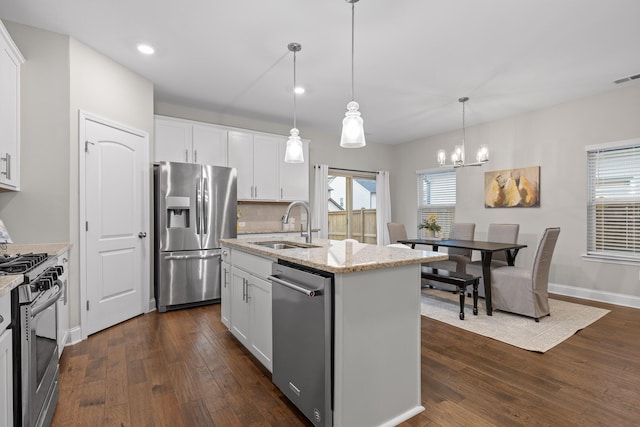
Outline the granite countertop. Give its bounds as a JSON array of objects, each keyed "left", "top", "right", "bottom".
[
  {"left": 220, "top": 237, "right": 447, "bottom": 274},
  {"left": 0, "top": 242, "right": 72, "bottom": 298}
]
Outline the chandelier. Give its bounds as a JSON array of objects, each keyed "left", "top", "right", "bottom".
[{"left": 437, "top": 97, "right": 489, "bottom": 168}]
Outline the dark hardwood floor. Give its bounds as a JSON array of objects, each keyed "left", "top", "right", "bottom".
[{"left": 51, "top": 293, "right": 640, "bottom": 426}]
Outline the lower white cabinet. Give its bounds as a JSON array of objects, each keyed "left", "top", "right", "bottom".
[
  {"left": 0, "top": 292, "right": 13, "bottom": 427},
  {"left": 222, "top": 247, "right": 273, "bottom": 371}
]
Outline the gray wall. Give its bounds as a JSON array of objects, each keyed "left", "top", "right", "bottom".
[
  {"left": 0, "top": 21, "right": 70, "bottom": 243},
  {"left": 391, "top": 83, "right": 640, "bottom": 302}
]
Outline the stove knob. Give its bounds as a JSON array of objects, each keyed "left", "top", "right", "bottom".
[{"left": 55, "top": 265, "right": 64, "bottom": 275}]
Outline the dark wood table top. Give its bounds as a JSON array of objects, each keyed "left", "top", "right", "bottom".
[{"left": 398, "top": 239, "right": 527, "bottom": 252}]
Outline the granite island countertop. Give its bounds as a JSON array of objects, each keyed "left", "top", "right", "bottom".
[
  {"left": 0, "top": 242, "right": 72, "bottom": 298},
  {"left": 220, "top": 236, "right": 447, "bottom": 274}
]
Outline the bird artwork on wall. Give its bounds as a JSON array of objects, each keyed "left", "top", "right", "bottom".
[{"left": 484, "top": 166, "right": 540, "bottom": 208}]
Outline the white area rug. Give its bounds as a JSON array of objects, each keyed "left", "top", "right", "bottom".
[{"left": 420, "top": 289, "right": 610, "bottom": 353}]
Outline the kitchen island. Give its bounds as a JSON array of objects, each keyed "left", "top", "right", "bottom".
[{"left": 220, "top": 237, "right": 447, "bottom": 427}]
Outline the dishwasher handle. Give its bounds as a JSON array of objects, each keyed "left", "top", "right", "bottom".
[{"left": 268, "top": 275, "right": 322, "bottom": 297}]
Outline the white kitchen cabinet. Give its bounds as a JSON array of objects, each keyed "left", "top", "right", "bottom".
[
  {"left": 57, "top": 251, "right": 69, "bottom": 357},
  {"left": 0, "top": 292, "right": 13, "bottom": 427},
  {"left": 154, "top": 116, "right": 228, "bottom": 166},
  {"left": 221, "top": 259, "right": 231, "bottom": 328},
  {"left": 229, "top": 266, "right": 251, "bottom": 346},
  {"left": 278, "top": 139, "right": 309, "bottom": 201},
  {"left": 223, "top": 247, "right": 273, "bottom": 371},
  {"left": 0, "top": 20, "right": 25, "bottom": 191},
  {"left": 228, "top": 131, "right": 280, "bottom": 201}
]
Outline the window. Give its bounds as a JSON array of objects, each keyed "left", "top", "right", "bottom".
[
  {"left": 586, "top": 140, "right": 640, "bottom": 261},
  {"left": 417, "top": 169, "right": 456, "bottom": 237}
]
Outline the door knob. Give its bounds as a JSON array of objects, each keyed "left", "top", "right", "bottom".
[{"left": 138, "top": 232, "right": 147, "bottom": 238}]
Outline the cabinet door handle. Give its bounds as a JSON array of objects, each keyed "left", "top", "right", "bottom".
[
  {"left": 242, "top": 278, "right": 246, "bottom": 301},
  {"left": 255, "top": 186, "right": 258, "bottom": 199},
  {"left": 185, "top": 149, "right": 189, "bottom": 163},
  {"left": 1, "top": 153, "right": 10, "bottom": 180},
  {"left": 194, "top": 150, "right": 198, "bottom": 163},
  {"left": 224, "top": 269, "right": 229, "bottom": 288},
  {"left": 281, "top": 188, "right": 283, "bottom": 199},
  {"left": 245, "top": 280, "right": 250, "bottom": 303}
]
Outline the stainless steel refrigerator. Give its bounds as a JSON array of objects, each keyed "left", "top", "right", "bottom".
[{"left": 154, "top": 161, "right": 237, "bottom": 312}]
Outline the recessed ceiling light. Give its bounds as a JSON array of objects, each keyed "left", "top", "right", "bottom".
[
  {"left": 137, "top": 44, "right": 155, "bottom": 55},
  {"left": 294, "top": 86, "right": 305, "bottom": 95}
]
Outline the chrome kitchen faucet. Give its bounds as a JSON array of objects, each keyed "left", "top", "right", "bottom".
[{"left": 282, "top": 201, "right": 312, "bottom": 243}]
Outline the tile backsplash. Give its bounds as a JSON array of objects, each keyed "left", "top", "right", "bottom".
[{"left": 237, "top": 202, "right": 305, "bottom": 234}]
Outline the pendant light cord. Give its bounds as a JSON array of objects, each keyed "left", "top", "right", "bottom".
[
  {"left": 293, "top": 49, "right": 297, "bottom": 129},
  {"left": 351, "top": 1, "right": 355, "bottom": 102}
]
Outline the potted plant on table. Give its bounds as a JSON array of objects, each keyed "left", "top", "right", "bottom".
[{"left": 418, "top": 214, "right": 441, "bottom": 238}]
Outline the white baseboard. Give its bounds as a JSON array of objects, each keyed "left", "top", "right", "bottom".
[
  {"left": 65, "top": 326, "right": 83, "bottom": 346},
  {"left": 549, "top": 282, "right": 640, "bottom": 309},
  {"left": 148, "top": 298, "right": 156, "bottom": 312}
]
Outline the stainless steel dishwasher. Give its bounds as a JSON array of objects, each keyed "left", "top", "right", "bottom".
[{"left": 269, "top": 261, "right": 333, "bottom": 427}]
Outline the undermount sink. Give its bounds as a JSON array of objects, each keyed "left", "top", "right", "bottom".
[{"left": 252, "top": 240, "right": 321, "bottom": 250}]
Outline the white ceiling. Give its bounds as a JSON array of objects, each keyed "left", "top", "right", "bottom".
[{"left": 2, "top": 0, "right": 640, "bottom": 145}]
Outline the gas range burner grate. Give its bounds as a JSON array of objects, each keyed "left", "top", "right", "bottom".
[{"left": 0, "top": 253, "right": 49, "bottom": 274}]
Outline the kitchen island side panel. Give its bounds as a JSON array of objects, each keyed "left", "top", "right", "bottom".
[{"left": 333, "top": 264, "right": 424, "bottom": 427}]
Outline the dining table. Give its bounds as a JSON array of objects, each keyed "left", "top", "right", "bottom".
[{"left": 398, "top": 238, "right": 527, "bottom": 315}]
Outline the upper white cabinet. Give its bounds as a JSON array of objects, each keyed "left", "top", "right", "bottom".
[
  {"left": 0, "top": 20, "right": 25, "bottom": 191},
  {"left": 156, "top": 115, "right": 310, "bottom": 202},
  {"left": 154, "top": 116, "right": 228, "bottom": 166},
  {"left": 228, "top": 131, "right": 280, "bottom": 201},
  {"left": 279, "top": 139, "right": 309, "bottom": 201}
]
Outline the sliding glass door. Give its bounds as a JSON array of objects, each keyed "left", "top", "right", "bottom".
[{"left": 327, "top": 171, "right": 377, "bottom": 243}]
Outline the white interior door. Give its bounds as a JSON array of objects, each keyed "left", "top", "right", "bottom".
[{"left": 82, "top": 115, "right": 149, "bottom": 336}]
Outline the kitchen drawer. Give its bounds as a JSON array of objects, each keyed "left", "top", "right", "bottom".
[
  {"left": 233, "top": 249, "right": 274, "bottom": 279},
  {"left": 0, "top": 292, "right": 10, "bottom": 331}
]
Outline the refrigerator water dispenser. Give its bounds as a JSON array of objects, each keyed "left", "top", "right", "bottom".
[{"left": 166, "top": 196, "right": 190, "bottom": 228}]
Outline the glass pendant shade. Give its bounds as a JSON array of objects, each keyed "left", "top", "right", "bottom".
[
  {"left": 437, "top": 149, "right": 447, "bottom": 166},
  {"left": 340, "top": 101, "right": 366, "bottom": 148},
  {"left": 284, "top": 128, "right": 304, "bottom": 163}
]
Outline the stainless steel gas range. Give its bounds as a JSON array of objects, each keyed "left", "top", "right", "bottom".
[{"left": 2, "top": 253, "right": 64, "bottom": 427}]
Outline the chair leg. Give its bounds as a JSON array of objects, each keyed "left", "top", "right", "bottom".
[
  {"left": 458, "top": 287, "right": 465, "bottom": 320},
  {"left": 472, "top": 281, "right": 478, "bottom": 315}
]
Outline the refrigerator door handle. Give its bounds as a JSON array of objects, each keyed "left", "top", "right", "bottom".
[
  {"left": 164, "top": 253, "right": 221, "bottom": 261},
  {"left": 195, "top": 179, "right": 202, "bottom": 234},
  {"left": 203, "top": 177, "right": 209, "bottom": 235}
]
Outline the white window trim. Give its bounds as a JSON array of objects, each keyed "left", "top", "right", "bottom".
[{"left": 585, "top": 138, "right": 640, "bottom": 264}]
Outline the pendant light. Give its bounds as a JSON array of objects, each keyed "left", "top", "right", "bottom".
[
  {"left": 284, "top": 42, "right": 304, "bottom": 163},
  {"left": 340, "top": 0, "right": 366, "bottom": 148},
  {"left": 437, "top": 97, "right": 489, "bottom": 168}
]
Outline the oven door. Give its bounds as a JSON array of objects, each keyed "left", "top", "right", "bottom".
[{"left": 21, "top": 283, "right": 63, "bottom": 427}]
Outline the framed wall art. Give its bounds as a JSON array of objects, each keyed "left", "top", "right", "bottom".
[{"left": 484, "top": 166, "right": 540, "bottom": 208}]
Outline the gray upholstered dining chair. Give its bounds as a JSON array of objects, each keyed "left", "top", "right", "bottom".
[
  {"left": 424, "top": 223, "right": 475, "bottom": 291},
  {"left": 490, "top": 227, "right": 560, "bottom": 321},
  {"left": 466, "top": 223, "right": 520, "bottom": 297},
  {"left": 387, "top": 222, "right": 408, "bottom": 244}
]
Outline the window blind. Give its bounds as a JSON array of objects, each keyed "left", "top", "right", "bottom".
[
  {"left": 587, "top": 144, "right": 640, "bottom": 259},
  {"left": 417, "top": 170, "right": 456, "bottom": 237}
]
